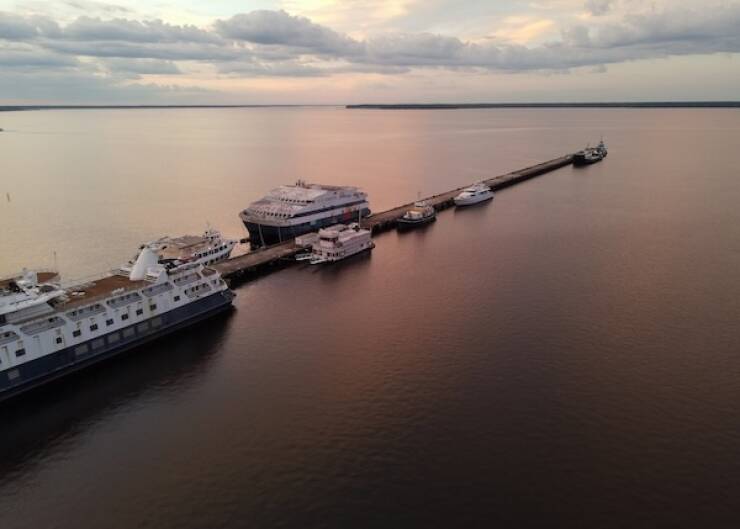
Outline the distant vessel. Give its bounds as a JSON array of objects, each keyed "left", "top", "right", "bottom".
[
  {"left": 397, "top": 201, "right": 436, "bottom": 228},
  {"left": 305, "top": 223, "right": 374, "bottom": 264},
  {"left": 454, "top": 183, "right": 494, "bottom": 206},
  {"left": 574, "top": 140, "right": 608, "bottom": 166},
  {"left": 0, "top": 250, "right": 235, "bottom": 402},
  {"left": 239, "top": 181, "right": 370, "bottom": 247},
  {"left": 125, "top": 228, "right": 236, "bottom": 270}
]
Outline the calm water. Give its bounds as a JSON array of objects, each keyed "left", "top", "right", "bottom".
[{"left": 1, "top": 108, "right": 740, "bottom": 528}]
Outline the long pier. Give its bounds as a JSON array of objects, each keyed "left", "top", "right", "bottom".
[{"left": 214, "top": 154, "right": 574, "bottom": 282}]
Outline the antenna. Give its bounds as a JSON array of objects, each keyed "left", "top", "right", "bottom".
[{"left": 53, "top": 251, "right": 58, "bottom": 273}]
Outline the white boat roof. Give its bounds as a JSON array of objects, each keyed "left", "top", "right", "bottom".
[{"left": 266, "top": 182, "right": 361, "bottom": 202}]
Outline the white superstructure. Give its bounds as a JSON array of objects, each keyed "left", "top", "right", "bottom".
[
  {"left": 306, "top": 223, "right": 374, "bottom": 264},
  {"left": 240, "top": 181, "right": 371, "bottom": 246},
  {"left": 125, "top": 228, "right": 236, "bottom": 271},
  {"left": 0, "top": 248, "right": 235, "bottom": 401},
  {"left": 454, "top": 183, "right": 494, "bottom": 206}
]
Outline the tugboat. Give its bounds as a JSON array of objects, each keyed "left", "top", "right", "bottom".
[
  {"left": 397, "top": 200, "right": 436, "bottom": 229},
  {"left": 454, "top": 183, "right": 494, "bottom": 206},
  {"left": 574, "top": 139, "right": 608, "bottom": 166}
]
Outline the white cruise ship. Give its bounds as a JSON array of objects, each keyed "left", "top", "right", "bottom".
[
  {"left": 239, "top": 181, "right": 370, "bottom": 247},
  {"left": 305, "top": 223, "right": 374, "bottom": 264},
  {"left": 0, "top": 247, "right": 235, "bottom": 402}
]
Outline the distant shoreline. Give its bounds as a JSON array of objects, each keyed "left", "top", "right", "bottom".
[
  {"left": 0, "top": 104, "right": 332, "bottom": 112},
  {"left": 1, "top": 102, "right": 738, "bottom": 113},
  {"left": 347, "top": 102, "right": 740, "bottom": 109}
]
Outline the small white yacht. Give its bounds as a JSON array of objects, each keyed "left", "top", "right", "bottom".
[
  {"left": 454, "top": 183, "right": 494, "bottom": 206},
  {"left": 306, "top": 223, "right": 374, "bottom": 264}
]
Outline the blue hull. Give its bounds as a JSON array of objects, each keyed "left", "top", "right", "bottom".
[
  {"left": 244, "top": 208, "right": 371, "bottom": 247},
  {"left": 0, "top": 290, "right": 235, "bottom": 403}
]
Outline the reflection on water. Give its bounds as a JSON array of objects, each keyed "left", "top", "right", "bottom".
[
  {"left": 0, "top": 311, "right": 234, "bottom": 480},
  {"left": 1, "top": 108, "right": 740, "bottom": 528}
]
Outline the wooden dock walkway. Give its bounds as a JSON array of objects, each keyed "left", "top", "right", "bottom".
[{"left": 214, "top": 154, "right": 574, "bottom": 282}]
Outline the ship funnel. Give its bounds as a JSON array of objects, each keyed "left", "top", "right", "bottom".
[{"left": 129, "top": 245, "right": 159, "bottom": 281}]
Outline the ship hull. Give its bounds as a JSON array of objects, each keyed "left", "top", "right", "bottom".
[
  {"left": 0, "top": 290, "right": 235, "bottom": 403},
  {"left": 243, "top": 208, "right": 371, "bottom": 247},
  {"left": 454, "top": 193, "right": 494, "bottom": 206},
  {"left": 397, "top": 215, "right": 436, "bottom": 229},
  {"left": 574, "top": 151, "right": 606, "bottom": 166}
]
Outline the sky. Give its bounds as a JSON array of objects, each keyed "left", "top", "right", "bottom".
[{"left": 0, "top": 0, "right": 738, "bottom": 104}]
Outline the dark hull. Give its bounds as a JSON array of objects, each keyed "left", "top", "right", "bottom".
[
  {"left": 0, "top": 290, "right": 235, "bottom": 403},
  {"left": 397, "top": 215, "right": 436, "bottom": 229},
  {"left": 574, "top": 151, "right": 607, "bottom": 166},
  {"left": 243, "top": 208, "right": 371, "bottom": 247}
]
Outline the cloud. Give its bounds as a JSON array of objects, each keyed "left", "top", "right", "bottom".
[
  {"left": 0, "top": 12, "right": 46, "bottom": 39},
  {"left": 0, "top": 2, "right": 738, "bottom": 104},
  {"left": 44, "top": 40, "right": 246, "bottom": 61},
  {"left": 585, "top": 0, "right": 613, "bottom": 17},
  {"left": 63, "top": 16, "right": 221, "bottom": 44},
  {"left": 0, "top": 48, "right": 78, "bottom": 68},
  {"left": 0, "top": 69, "right": 210, "bottom": 103},
  {"left": 215, "top": 10, "right": 362, "bottom": 55},
  {"left": 102, "top": 57, "right": 182, "bottom": 75}
]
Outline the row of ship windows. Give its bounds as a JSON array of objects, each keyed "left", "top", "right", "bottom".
[
  {"left": 2, "top": 297, "right": 177, "bottom": 362},
  {"left": 1, "top": 280, "right": 218, "bottom": 364},
  {"left": 69, "top": 298, "right": 175, "bottom": 337},
  {"left": 3, "top": 317, "right": 167, "bottom": 380},
  {"left": 1, "top": 299, "right": 172, "bottom": 362},
  {"left": 197, "top": 245, "right": 228, "bottom": 257}
]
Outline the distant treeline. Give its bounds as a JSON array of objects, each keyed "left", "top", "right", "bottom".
[
  {"left": 0, "top": 104, "right": 320, "bottom": 112},
  {"left": 347, "top": 102, "right": 740, "bottom": 109},
  {"left": 2, "top": 102, "right": 738, "bottom": 113}
]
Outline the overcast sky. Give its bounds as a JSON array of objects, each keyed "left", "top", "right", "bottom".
[{"left": 0, "top": 0, "right": 738, "bottom": 104}]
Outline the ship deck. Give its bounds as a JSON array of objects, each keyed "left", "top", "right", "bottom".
[
  {"left": 61, "top": 274, "right": 147, "bottom": 309},
  {"left": 1, "top": 272, "right": 60, "bottom": 291}
]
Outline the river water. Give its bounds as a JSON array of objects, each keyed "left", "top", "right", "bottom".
[{"left": 1, "top": 107, "right": 739, "bottom": 528}]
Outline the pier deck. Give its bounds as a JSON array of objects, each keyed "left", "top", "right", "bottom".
[{"left": 214, "top": 154, "right": 574, "bottom": 282}]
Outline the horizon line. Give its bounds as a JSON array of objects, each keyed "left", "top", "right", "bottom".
[{"left": 1, "top": 101, "right": 740, "bottom": 112}]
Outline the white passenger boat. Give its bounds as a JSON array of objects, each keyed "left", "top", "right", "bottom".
[
  {"left": 307, "top": 223, "right": 374, "bottom": 264},
  {"left": 453, "top": 183, "right": 494, "bottom": 206}
]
